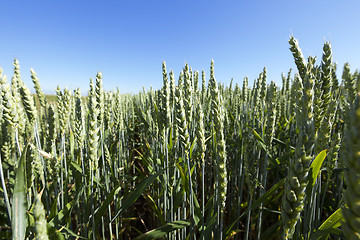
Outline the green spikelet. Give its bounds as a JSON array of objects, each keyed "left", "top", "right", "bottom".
[
  {"left": 88, "top": 91, "right": 99, "bottom": 171},
  {"left": 112, "top": 89, "right": 120, "bottom": 132},
  {"left": 169, "top": 70, "right": 175, "bottom": 110},
  {"left": 265, "top": 81, "right": 277, "bottom": 145},
  {"left": 45, "top": 104, "right": 56, "bottom": 154},
  {"left": 289, "top": 74, "right": 303, "bottom": 118},
  {"left": 104, "top": 144, "right": 112, "bottom": 172},
  {"left": 74, "top": 89, "right": 85, "bottom": 148},
  {"left": 289, "top": 37, "right": 307, "bottom": 80},
  {"left": 0, "top": 76, "right": 13, "bottom": 160},
  {"left": 260, "top": 67, "right": 267, "bottom": 102},
  {"left": 2, "top": 83, "right": 20, "bottom": 128},
  {"left": 25, "top": 145, "right": 35, "bottom": 191},
  {"left": 10, "top": 60, "right": 25, "bottom": 134},
  {"left": 326, "top": 121, "right": 341, "bottom": 175},
  {"left": 175, "top": 86, "right": 189, "bottom": 154},
  {"left": 19, "top": 83, "right": 37, "bottom": 125},
  {"left": 31, "top": 68, "right": 47, "bottom": 109},
  {"left": 201, "top": 70, "right": 206, "bottom": 104},
  {"left": 320, "top": 42, "right": 333, "bottom": 113},
  {"left": 30, "top": 144, "right": 44, "bottom": 186},
  {"left": 1, "top": 142, "right": 13, "bottom": 166},
  {"left": 209, "top": 60, "right": 227, "bottom": 212},
  {"left": 156, "top": 90, "right": 162, "bottom": 130},
  {"left": 242, "top": 77, "right": 248, "bottom": 103},
  {"left": 252, "top": 72, "right": 262, "bottom": 111},
  {"left": 331, "top": 63, "right": 339, "bottom": 95},
  {"left": 45, "top": 105, "right": 59, "bottom": 182},
  {"left": 183, "top": 63, "right": 193, "bottom": 129},
  {"left": 63, "top": 88, "right": 71, "bottom": 126},
  {"left": 11, "top": 59, "right": 21, "bottom": 94},
  {"left": 286, "top": 69, "right": 292, "bottom": 100},
  {"left": 103, "top": 92, "right": 112, "bottom": 130},
  {"left": 233, "top": 83, "right": 240, "bottom": 113},
  {"left": 342, "top": 92, "right": 360, "bottom": 239},
  {"left": 313, "top": 42, "right": 334, "bottom": 154},
  {"left": 193, "top": 70, "right": 199, "bottom": 95},
  {"left": 178, "top": 70, "right": 184, "bottom": 88},
  {"left": 161, "top": 62, "right": 171, "bottom": 129},
  {"left": 343, "top": 63, "right": 356, "bottom": 104},
  {"left": 315, "top": 100, "right": 336, "bottom": 154},
  {"left": 95, "top": 72, "right": 104, "bottom": 128},
  {"left": 56, "top": 87, "right": 65, "bottom": 134}
]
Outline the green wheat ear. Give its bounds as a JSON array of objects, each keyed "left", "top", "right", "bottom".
[
  {"left": 342, "top": 92, "right": 360, "bottom": 239},
  {"left": 19, "top": 83, "right": 37, "bottom": 125},
  {"left": 74, "top": 89, "right": 85, "bottom": 148},
  {"left": 31, "top": 68, "right": 47, "bottom": 109},
  {"left": 161, "top": 61, "right": 170, "bottom": 130},
  {"left": 95, "top": 72, "right": 104, "bottom": 128},
  {"left": 289, "top": 37, "right": 307, "bottom": 81},
  {"left": 209, "top": 60, "right": 227, "bottom": 212},
  {"left": 2, "top": 83, "right": 20, "bottom": 128},
  {"left": 343, "top": 63, "right": 356, "bottom": 104},
  {"left": 282, "top": 50, "right": 315, "bottom": 239}
]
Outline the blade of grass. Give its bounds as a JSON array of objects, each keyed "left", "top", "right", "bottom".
[
  {"left": 133, "top": 220, "right": 190, "bottom": 240},
  {"left": 310, "top": 207, "right": 344, "bottom": 240},
  {"left": 225, "top": 178, "right": 286, "bottom": 237},
  {"left": 111, "top": 170, "right": 163, "bottom": 222},
  {"left": 12, "top": 143, "right": 29, "bottom": 240},
  {"left": 94, "top": 184, "right": 121, "bottom": 225},
  {"left": 309, "top": 149, "right": 328, "bottom": 187}
]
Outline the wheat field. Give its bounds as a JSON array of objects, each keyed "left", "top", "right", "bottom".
[{"left": 0, "top": 37, "right": 359, "bottom": 239}]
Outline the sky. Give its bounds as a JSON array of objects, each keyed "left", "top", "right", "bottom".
[{"left": 0, "top": 0, "right": 359, "bottom": 95}]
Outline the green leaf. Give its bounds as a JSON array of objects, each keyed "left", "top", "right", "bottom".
[
  {"left": 134, "top": 105, "right": 150, "bottom": 130},
  {"left": 133, "top": 220, "right": 190, "bottom": 240},
  {"left": 70, "top": 161, "right": 82, "bottom": 174},
  {"left": 47, "top": 186, "right": 85, "bottom": 239},
  {"left": 251, "top": 128, "right": 274, "bottom": 160},
  {"left": 94, "top": 185, "right": 121, "bottom": 225},
  {"left": 49, "top": 197, "right": 58, "bottom": 221},
  {"left": 48, "top": 203, "right": 72, "bottom": 226},
  {"left": 248, "top": 178, "right": 285, "bottom": 215},
  {"left": 189, "top": 137, "right": 197, "bottom": 159},
  {"left": 143, "top": 193, "right": 165, "bottom": 225},
  {"left": 251, "top": 128, "right": 265, "bottom": 144},
  {"left": 12, "top": 144, "right": 29, "bottom": 240},
  {"left": 176, "top": 162, "right": 188, "bottom": 191},
  {"left": 172, "top": 177, "right": 185, "bottom": 211},
  {"left": 47, "top": 223, "right": 66, "bottom": 240},
  {"left": 111, "top": 170, "right": 163, "bottom": 222},
  {"left": 311, "top": 207, "right": 344, "bottom": 240},
  {"left": 200, "top": 212, "right": 217, "bottom": 240},
  {"left": 309, "top": 149, "right": 327, "bottom": 187},
  {"left": 192, "top": 188, "right": 201, "bottom": 225},
  {"left": 61, "top": 226, "right": 86, "bottom": 239},
  {"left": 225, "top": 178, "right": 286, "bottom": 237},
  {"left": 273, "top": 138, "right": 295, "bottom": 150}
]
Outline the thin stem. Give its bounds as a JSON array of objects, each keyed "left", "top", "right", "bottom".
[{"left": 0, "top": 155, "right": 11, "bottom": 222}]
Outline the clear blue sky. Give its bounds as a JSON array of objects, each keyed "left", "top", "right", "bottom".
[{"left": 0, "top": 0, "right": 359, "bottom": 94}]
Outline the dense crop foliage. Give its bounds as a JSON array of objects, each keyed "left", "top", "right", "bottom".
[{"left": 0, "top": 37, "right": 360, "bottom": 239}]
